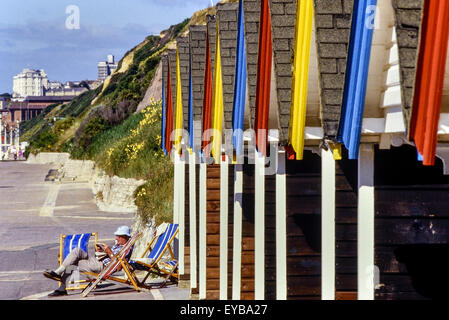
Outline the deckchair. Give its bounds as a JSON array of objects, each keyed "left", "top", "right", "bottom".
[
  {"left": 81, "top": 232, "right": 142, "bottom": 297},
  {"left": 58, "top": 232, "right": 97, "bottom": 291},
  {"left": 128, "top": 223, "right": 179, "bottom": 288}
]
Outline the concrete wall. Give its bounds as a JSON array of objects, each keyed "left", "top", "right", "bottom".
[
  {"left": 26, "top": 152, "right": 145, "bottom": 214},
  {"left": 26, "top": 152, "right": 71, "bottom": 166},
  {"left": 92, "top": 173, "right": 145, "bottom": 213}
]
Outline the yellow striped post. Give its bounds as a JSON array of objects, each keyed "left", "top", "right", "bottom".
[
  {"left": 211, "top": 22, "right": 224, "bottom": 164},
  {"left": 174, "top": 47, "right": 184, "bottom": 154},
  {"left": 289, "top": 0, "right": 314, "bottom": 160}
]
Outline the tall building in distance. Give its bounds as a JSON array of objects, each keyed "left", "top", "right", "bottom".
[
  {"left": 12, "top": 69, "right": 49, "bottom": 99},
  {"left": 97, "top": 54, "right": 118, "bottom": 81}
]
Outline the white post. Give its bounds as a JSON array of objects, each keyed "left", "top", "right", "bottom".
[
  {"left": 357, "top": 143, "right": 375, "bottom": 300},
  {"left": 219, "top": 155, "right": 229, "bottom": 300},
  {"left": 199, "top": 161, "right": 207, "bottom": 299},
  {"left": 173, "top": 154, "right": 179, "bottom": 225},
  {"left": 254, "top": 149, "right": 265, "bottom": 300},
  {"left": 232, "top": 163, "right": 243, "bottom": 300},
  {"left": 179, "top": 153, "right": 185, "bottom": 276},
  {"left": 321, "top": 147, "right": 336, "bottom": 300},
  {"left": 189, "top": 151, "right": 197, "bottom": 290},
  {"left": 276, "top": 149, "right": 287, "bottom": 300}
]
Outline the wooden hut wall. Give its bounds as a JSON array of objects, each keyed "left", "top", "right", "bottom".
[
  {"left": 286, "top": 150, "right": 322, "bottom": 299},
  {"left": 238, "top": 160, "right": 277, "bottom": 300},
  {"left": 374, "top": 145, "right": 449, "bottom": 300},
  {"left": 265, "top": 165, "right": 277, "bottom": 300},
  {"left": 284, "top": 149, "right": 358, "bottom": 300},
  {"left": 183, "top": 159, "right": 191, "bottom": 283},
  {"left": 204, "top": 164, "right": 235, "bottom": 299},
  {"left": 335, "top": 151, "right": 358, "bottom": 300},
  {"left": 241, "top": 162, "right": 255, "bottom": 299},
  {"left": 205, "top": 164, "right": 220, "bottom": 299}
]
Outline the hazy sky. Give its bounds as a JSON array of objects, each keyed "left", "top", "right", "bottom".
[{"left": 0, "top": 0, "right": 213, "bottom": 93}]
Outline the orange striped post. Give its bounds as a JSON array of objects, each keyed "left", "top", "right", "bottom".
[
  {"left": 410, "top": 0, "right": 449, "bottom": 166},
  {"left": 201, "top": 28, "right": 213, "bottom": 159}
]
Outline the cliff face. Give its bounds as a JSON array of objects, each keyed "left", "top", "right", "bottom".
[{"left": 135, "top": 62, "right": 163, "bottom": 114}]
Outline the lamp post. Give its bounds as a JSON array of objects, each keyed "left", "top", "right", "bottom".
[{"left": 15, "top": 120, "right": 20, "bottom": 147}]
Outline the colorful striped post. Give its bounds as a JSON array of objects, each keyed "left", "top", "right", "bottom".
[
  {"left": 161, "top": 58, "right": 167, "bottom": 155},
  {"left": 232, "top": 0, "right": 247, "bottom": 158},
  {"left": 338, "top": 0, "right": 377, "bottom": 159},
  {"left": 409, "top": 0, "right": 449, "bottom": 166},
  {"left": 165, "top": 58, "right": 174, "bottom": 155},
  {"left": 254, "top": 0, "right": 272, "bottom": 157},
  {"left": 289, "top": 0, "right": 313, "bottom": 160},
  {"left": 174, "top": 48, "right": 184, "bottom": 154},
  {"left": 201, "top": 27, "right": 213, "bottom": 159},
  {"left": 211, "top": 22, "right": 224, "bottom": 164}
]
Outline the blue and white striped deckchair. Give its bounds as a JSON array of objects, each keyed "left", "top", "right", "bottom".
[
  {"left": 59, "top": 232, "right": 97, "bottom": 290},
  {"left": 129, "top": 224, "right": 179, "bottom": 287}
]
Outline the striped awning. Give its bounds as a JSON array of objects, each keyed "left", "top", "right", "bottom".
[
  {"left": 409, "top": 0, "right": 449, "bottom": 166},
  {"left": 337, "top": 0, "right": 377, "bottom": 160}
]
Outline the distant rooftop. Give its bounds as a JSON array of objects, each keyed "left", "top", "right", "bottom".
[{"left": 24, "top": 96, "right": 75, "bottom": 102}]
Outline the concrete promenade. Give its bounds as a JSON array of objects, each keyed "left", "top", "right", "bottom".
[{"left": 0, "top": 160, "right": 189, "bottom": 300}]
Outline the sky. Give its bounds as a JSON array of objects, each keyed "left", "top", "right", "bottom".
[{"left": 0, "top": 0, "right": 214, "bottom": 93}]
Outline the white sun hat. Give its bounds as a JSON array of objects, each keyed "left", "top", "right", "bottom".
[{"left": 114, "top": 225, "right": 131, "bottom": 237}]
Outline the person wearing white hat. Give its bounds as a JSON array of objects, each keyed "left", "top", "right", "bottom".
[{"left": 43, "top": 226, "right": 133, "bottom": 297}]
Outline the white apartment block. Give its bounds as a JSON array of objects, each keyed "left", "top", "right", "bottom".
[
  {"left": 12, "top": 69, "right": 49, "bottom": 99},
  {"left": 97, "top": 55, "right": 118, "bottom": 81}
]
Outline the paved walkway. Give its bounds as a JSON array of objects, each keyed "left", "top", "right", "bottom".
[{"left": 0, "top": 160, "right": 189, "bottom": 300}]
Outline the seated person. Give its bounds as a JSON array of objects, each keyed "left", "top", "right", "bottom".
[{"left": 43, "top": 225, "right": 134, "bottom": 297}]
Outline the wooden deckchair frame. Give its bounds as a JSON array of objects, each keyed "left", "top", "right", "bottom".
[
  {"left": 58, "top": 232, "right": 98, "bottom": 291},
  {"left": 81, "top": 232, "right": 142, "bottom": 297}
]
